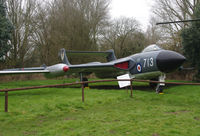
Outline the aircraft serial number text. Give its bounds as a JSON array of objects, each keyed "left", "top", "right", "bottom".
[{"left": 143, "top": 58, "right": 154, "bottom": 68}]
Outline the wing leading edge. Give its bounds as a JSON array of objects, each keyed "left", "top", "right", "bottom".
[
  {"left": 0, "top": 66, "right": 49, "bottom": 75},
  {"left": 0, "top": 64, "right": 69, "bottom": 78}
]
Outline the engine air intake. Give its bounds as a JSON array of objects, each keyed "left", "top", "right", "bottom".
[{"left": 114, "top": 62, "right": 129, "bottom": 70}]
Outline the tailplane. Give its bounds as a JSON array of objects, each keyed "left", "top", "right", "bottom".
[
  {"left": 59, "top": 48, "right": 117, "bottom": 64},
  {"left": 59, "top": 48, "right": 71, "bottom": 65}
]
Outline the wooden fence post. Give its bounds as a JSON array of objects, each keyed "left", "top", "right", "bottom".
[
  {"left": 130, "top": 80, "right": 133, "bottom": 98},
  {"left": 5, "top": 91, "right": 8, "bottom": 112},
  {"left": 82, "top": 83, "right": 84, "bottom": 102}
]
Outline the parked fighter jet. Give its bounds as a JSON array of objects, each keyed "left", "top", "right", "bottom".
[{"left": 0, "top": 44, "right": 185, "bottom": 93}]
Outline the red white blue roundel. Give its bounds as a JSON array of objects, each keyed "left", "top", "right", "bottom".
[{"left": 137, "top": 64, "right": 142, "bottom": 72}]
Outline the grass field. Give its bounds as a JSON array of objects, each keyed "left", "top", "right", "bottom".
[{"left": 0, "top": 79, "right": 200, "bottom": 136}]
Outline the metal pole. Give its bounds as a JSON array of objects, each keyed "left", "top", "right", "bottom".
[
  {"left": 5, "top": 91, "right": 8, "bottom": 112},
  {"left": 156, "top": 18, "right": 200, "bottom": 25},
  {"left": 130, "top": 80, "right": 133, "bottom": 98}
]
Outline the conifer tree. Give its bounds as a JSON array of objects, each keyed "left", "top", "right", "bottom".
[
  {"left": 0, "top": 0, "right": 12, "bottom": 61},
  {"left": 182, "top": 4, "right": 200, "bottom": 80}
]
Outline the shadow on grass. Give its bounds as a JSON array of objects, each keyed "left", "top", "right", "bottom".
[
  {"left": 0, "top": 89, "right": 64, "bottom": 96},
  {"left": 87, "top": 84, "right": 180, "bottom": 92},
  {"left": 90, "top": 85, "right": 153, "bottom": 91}
]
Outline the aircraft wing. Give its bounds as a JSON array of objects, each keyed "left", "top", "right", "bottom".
[
  {"left": 0, "top": 67, "right": 49, "bottom": 75},
  {"left": 0, "top": 64, "right": 70, "bottom": 78},
  {"left": 66, "top": 58, "right": 136, "bottom": 78},
  {"left": 0, "top": 58, "right": 136, "bottom": 78},
  {"left": 68, "top": 62, "right": 115, "bottom": 73}
]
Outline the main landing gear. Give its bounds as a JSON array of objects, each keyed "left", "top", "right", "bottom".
[
  {"left": 156, "top": 74, "right": 166, "bottom": 94},
  {"left": 150, "top": 74, "right": 166, "bottom": 94}
]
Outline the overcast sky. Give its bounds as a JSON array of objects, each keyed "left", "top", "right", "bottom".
[{"left": 110, "top": 0, "right": 155, "bottom": 30}]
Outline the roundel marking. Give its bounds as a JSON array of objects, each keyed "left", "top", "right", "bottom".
[{"left": 137, "top": 64, "right": 142, "bottom": 73}]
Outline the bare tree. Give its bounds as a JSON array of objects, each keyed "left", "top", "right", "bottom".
[
  {"left": 77, "top": 0, "right": 110, "bottom": 49},
  {"left": 32, "top": 0, "right": 111, "bottom": 65},
  {"left": 146, "top": 16, "right": 161, "bottom": 44},
  {"left": 30, "top": 1, "right": 55, "bottom": 65},
  {"left": 101, "top": 17, "right": 146, "bottom": 58},
  {"left": 152, "top": 0, "right": 200, "bottom": 51},
  {"left": 7, "top": 0, "right": 38, "bottom": 67},
  {"left": 153, "top": 0, "right": 199, "bottom": 29}
]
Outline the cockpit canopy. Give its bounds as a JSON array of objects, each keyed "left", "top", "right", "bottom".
[{"left": 142, "top": 44, "right": 162, "bottom": 53}]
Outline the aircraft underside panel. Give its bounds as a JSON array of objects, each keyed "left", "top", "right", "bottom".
[{"left": 131, "top": 71, "right": 162, "bottom": 80}]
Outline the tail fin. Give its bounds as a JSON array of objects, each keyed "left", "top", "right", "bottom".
[
  {"left": 106, "top": 49, "right": 117, "bottom": 62},
  {"left": 59, "top": 48, "right": 71, "bottom": 65}
]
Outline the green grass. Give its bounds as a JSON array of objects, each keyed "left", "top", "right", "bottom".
[{"left": 0, "top": 79, "right": 200, "bottom": 136}]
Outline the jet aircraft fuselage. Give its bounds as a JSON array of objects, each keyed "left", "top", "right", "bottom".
[{"left": 64, "top": 45, "right": 185, "bottom": 80}]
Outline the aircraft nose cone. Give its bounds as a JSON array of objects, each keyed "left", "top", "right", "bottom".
[
  {"left": 156, "top": 50, "right": 186, "bottom": 73},
  {"left": 63, "top": 66, "right": 69, "bottom": 72}
]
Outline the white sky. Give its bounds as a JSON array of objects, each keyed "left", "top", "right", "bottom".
[{"left": 110, "top": 0, "right": 155, "bottom": 30}]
